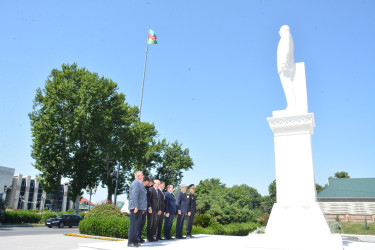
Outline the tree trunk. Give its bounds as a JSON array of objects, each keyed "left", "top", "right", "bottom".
[
  {"left": 74, "top": 195, "right": 80, "bottom": 215},
  {"left": 53, "top": 175, "right": 61, "bottom": 212},
  {"left": 107, "top": 192, "right": 113, "bottom": 203},
  {"left": 106, "top": 153, "right": 113, "bottom": 202}
]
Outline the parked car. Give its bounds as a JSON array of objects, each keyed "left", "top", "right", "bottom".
[{"left": 45, "top": 214, "right": 83, "bottom": 228}]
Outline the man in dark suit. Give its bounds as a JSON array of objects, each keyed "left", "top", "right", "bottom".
[
  {"left": 146, "top": 177, "right": 154, "bottom": 242},
  {"left": 148, "top": 179, "right": 160, "bottom": 241},
  {"left": 163, "top": 184, "right": 176, "bottom": 240},
  {"left": 157, "top": 180, "right": 166, "bottom": 240},
  {"left": 186, "top": 184, "right": 196, "bottom": 238},
  {"left": 128, "top": 171, "right": 147, "bottom": 248},
  {"left": 175, "top": 184, "right": 187, "bottom": 239}
]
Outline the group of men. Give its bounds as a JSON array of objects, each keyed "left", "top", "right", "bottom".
[{"left": 127, "top": 171, "right": 196, "bottom": 248}]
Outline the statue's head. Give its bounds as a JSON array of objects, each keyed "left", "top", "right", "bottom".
[{"left": 279, "top": 25, "right": 290, "bottom": 36}]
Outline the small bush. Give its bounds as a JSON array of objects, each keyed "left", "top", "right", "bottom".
[
  {"left": 40, "top": 211, "right": 58, "bottom": 223},
  {"left": 194, "top": 214, "right": 211, "bottom": 228},
  {"left": 85, "top": 204, "right": 122, "bottom": 219}
]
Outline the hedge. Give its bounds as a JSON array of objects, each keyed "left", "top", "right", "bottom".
[
  {"left": 79, "top": 216, "right": 130, "bottom": 238},
  {"left": 3, "top": 210, "right": 41, "bottom": 224},
  {"left": 79, "top": 215, "right": 257, "bottom": 239}
]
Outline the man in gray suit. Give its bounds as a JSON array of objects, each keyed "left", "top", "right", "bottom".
[{"left": 128, "top": 171, "right": 147, "bottom": 247}]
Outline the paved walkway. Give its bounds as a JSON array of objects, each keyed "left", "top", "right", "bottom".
[{"left": 75, "top": 234, "right": 375, "bottom": 250}]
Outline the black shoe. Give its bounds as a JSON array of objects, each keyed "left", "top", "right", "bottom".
[
  {"left": 186, "top": 234, "right": 193, "bottom": 238},
  {"left": 139, "top": 239, "right": 145, "bottom": 243},
  {"left": 147, "top": 238, "right": 154, "bottom": 242},
  {"left": 128, "top": 243, "right": 139, "bottom": 248},
  {"left": 157, "top": 237, "right": 164, "bottom": 240},
  {"left": 165, "top": 237, "right": 171, "bottom": 240}
]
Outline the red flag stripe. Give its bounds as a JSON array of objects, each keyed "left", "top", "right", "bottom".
[{"left": 148, "top": 34, "right": 157, "bottom": 40}]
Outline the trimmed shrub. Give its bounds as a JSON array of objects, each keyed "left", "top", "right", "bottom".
[
  {"left": 194, "top": 213, "right": 211, "bottom": 228},
  {"left": 79, "top": 216, "right": 130, "bottom": 239},
  {"left": 40, "top": 211, "right": 58, "bottom": 223},
  {"left": 3, "top": 210, "right": 41, "bottom": 224},
  {"left": 85, "top": 204, "right": 122, "bottom": 219}
]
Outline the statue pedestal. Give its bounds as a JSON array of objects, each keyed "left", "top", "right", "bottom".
[{"left": 251, "top": 113, "right": 343, "bottom": 250}]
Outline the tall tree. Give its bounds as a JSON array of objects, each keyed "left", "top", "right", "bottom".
[
  {"left": 30, "top": 63, "right": 138, "bottom": 211},
  {"left": 30, "top": 65, "right": 76, "bottom": 211}
]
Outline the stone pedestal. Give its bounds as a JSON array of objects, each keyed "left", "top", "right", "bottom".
[{"left": 250, "top": 113, "right": 343, "bottom": 250}]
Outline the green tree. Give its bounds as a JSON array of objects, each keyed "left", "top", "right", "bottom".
[
  {"left": 334, "top": 171, "right": 350, "bottom": 178},
  {"left": 30, "top": 64, "right": 77, "bottom": 211},
  {"left": 155, "top": 140, "right": 194, "bottom": 188},
  {"left": 30, "top": 63, "right": 139, "bottom": 211},
  {"left": 268, "top": 180, "right": 276, "bottom": 200},
  {"left": 315, "top": 183, "right": 324, "bottom": 193}
]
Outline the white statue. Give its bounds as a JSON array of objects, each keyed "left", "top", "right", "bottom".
[{"left": 277, "top": 25, "right": 297, "bottom": 111}]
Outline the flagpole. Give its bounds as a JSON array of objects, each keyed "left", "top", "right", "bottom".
[{"left": 139, "top": 26, "right": 150, "bottom": 120}]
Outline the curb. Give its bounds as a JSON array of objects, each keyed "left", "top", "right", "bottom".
[
  {"left": 65, "top": 233, "right": 125, "bottom": 241},
  {"left": 0, "top": 224, "right": 45, "bottom": 228}
]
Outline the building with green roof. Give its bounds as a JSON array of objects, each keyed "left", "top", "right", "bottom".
[{"left": 317, "top": 178, "right": 375, "bottom": 223}]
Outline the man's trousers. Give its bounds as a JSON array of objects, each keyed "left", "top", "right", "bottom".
[
  {"left": 128, "top": 209, "right": 143, "bottom": 245},
  {"left": 163, "top": 214, "right": 175, "bottom": 239},
  {"left": 175, "top": 212, "right": 186, "bottom": 237}
]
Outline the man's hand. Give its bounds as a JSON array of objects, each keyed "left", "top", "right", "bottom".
[
  {"left": 166, "top": 213, "right": 170, "bottom": 218},
  {"left": 188, "top": 212, "right": 191, "bottom": 216},
  {"left": 178, "top": 210, "right": 181, "bottom": 215},
  {"left": 134, "top": 207, "right": 138, "bottom": 214},
  {"left": 148, "top": 208, "right": 152, "bottom": 214},
  {"left": 158, "top": 210, "right": 162, "bottom": 215}
]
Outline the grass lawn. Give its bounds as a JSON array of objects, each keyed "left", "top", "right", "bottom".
[{"left": 331, "top": 222, "right": 375, "bottom": 235}]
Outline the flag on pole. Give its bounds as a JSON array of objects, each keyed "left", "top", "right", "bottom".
[{"left": 147, "top": 29, "right": 157, "bottom": 44}]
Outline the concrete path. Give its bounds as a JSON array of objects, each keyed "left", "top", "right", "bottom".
[{"left": 75, "top": 234, "right": 375, "bottom": 250}]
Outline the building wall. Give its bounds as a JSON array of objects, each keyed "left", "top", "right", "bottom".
[
  {"left": 0, "top": 166, "right": 15, "bottom": 201},
  {"left": 319, "top": 200, "right": 375, "bottom": 223},
  {"left": 4, "top": 174, "right": 73, "bottom": 212}
]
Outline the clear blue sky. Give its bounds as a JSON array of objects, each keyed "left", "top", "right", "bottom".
[{"left": 1, "top": 0, "right": 374, "bottom": 203}]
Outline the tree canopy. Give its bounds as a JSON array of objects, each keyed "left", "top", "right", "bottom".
[
  {"left": 334, "top": 171, "right": 350, "bottom": 178},
  {"left": 194, "top": 178, "right": 262, "bottom": 224},
  {"left": 30, "top": 63, "right": 193, "bottom": 210}
]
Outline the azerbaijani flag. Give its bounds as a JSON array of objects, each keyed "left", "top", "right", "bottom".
[{"left": 147, "top": 29, "right": 157, "bottom": 44}]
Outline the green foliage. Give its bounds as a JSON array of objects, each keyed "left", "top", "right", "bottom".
[
  {"left": 155, "top": 140, "right": 194, "bottom": 188},
  {"left": 3, "top": 210, "right": 41, "bottom": 224},
  {"left": 79, "top": 216, "right": 130, "bottom": 239},
  {"left": 85, "top": 204, "right": 123, "bottom": 219},
  {"left": 315, "top": 183, "right": 324, "bottom": 193},
  {"left": 194, "top": 213, "right": 212, "bottom": 228},
  {"left": 330, "top": 221, "right": 375, "bottom": 235},
  {"left": 0, "top": 197, "right": 5, "bottom": 223},
  {"left": 257, "top": 212, "right": 270, "bottom": 226},
  {"left": 29, "top": 63, "right": 194, "bottom": 202},
  {"left": 40, "top": 211, "right": 58, "bottom": 223},
  {"left": 268, "top": 180, "right": 276, "bottom": 199},
  {"left": 334, "top": 171, "right": 350, "bottom": 178},
  {"left": 195, "top": 179, "right": 262, "bottom": 225},
  {"left": 78, "top": 215, "right": 257, "bottom": 239}
]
